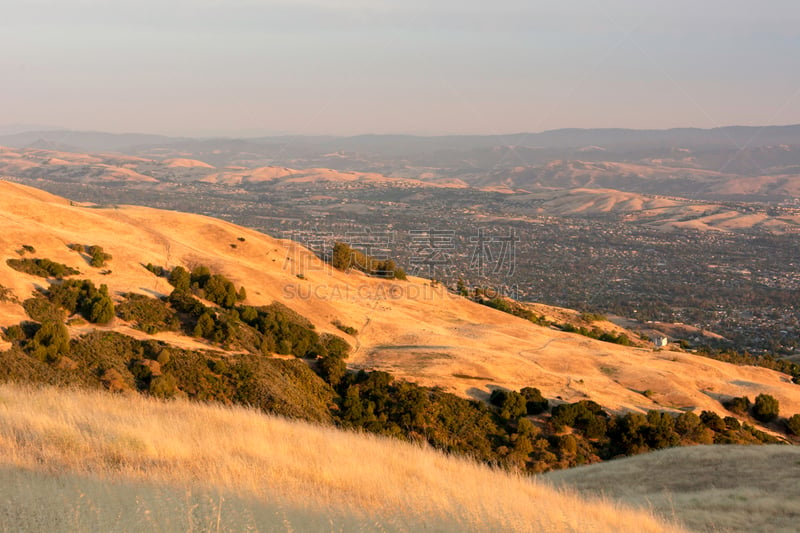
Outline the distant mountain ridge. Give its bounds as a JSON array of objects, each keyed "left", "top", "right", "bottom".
[{"left": 2, "top": 124, "right": 800, "bottom": 155}]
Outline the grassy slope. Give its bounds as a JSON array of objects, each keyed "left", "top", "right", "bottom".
[
  {"left": 545, "top": 444, "right": 800, "bottom": 533},
  {"left": 1, "top": 180, "right": 799, "bottom": 425},
  {"left": 0, "top": 383, "right": 684, "bottom": 533}
]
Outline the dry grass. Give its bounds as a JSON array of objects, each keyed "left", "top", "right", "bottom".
[
  {"left": 0, "top": 383, "right": 685, "bottom": 532},
  {"left": 545, "top": 445, "right": 800, "bottom": 533}
]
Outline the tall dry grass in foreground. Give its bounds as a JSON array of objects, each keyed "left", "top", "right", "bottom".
[{"left": 0, "top": 384, "right": 686, "bottom": 532}]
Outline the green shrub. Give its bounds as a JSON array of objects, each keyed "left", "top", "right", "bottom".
[
  {"left": 23, "top": 297, "right": 65, "bottom": 324},
  {"left": 520, "top": 387, "right": 549, "bottom": 414},
  {"left": 88, "top": 294, "right": 115, "bottom": 323},
  {"left": 580, "top": 312, "right": 607, "bottom": 322},
  {"left": 144, "top": 263, "right": 166, "bottom": 276},
  {"left": 168, "top": 289, "right": 208, "bottom": 316},
  {"left": 168, "top": 266, "right": 245, "bottom": 308},
  {"left": 489, "top": 389, "right": 527, "bottom": 420},
  {"left": 149, "top": 373, "right": 179, "bottom": 398},
  {"left": 116, "top": 293, "right": 180, "bottom": 333},
  {"left": 0, "top": 284, "right": 18, "bottom": 303},
  {"left": 753, "top": 393, "right": 780, "bottom": 423},
  {"left": 700, "top": 410, "right": 726, "bottom": 432},
  {"left": 193, "top": 312, "right": 216, "bottom": 338},
  {"left": 558, "top": 434, "right": 578, "bottom": 456},
  {"left": 723, "top": 396, "right": 751, "bottom": 416},
  {"left": 644, "top": 410, "right": 679, "bottom": 449},
  {"left": 332, "top": 320, "right": 358, "bottom": 336},
  {"left": 723, "top": 416, "right": 741, "bottom": 430},
  {"left": 209, "top": 359, "right": 228, "bottom": 375},
  {"left": 551, "top": 400, "right": 607, "bottom": 439},
  {"left": 87, "top": 245, "right": 112, "bottom": 268},
  {"left": 674, "top": 412, "right": 713, "bottom": 444},
  {"left": 743, "top": 423, "right": 781, "bottom": 443},
  {"left": 7, "top": 258, "right": 79, "bottom": 279},
  {"left": 318, "top": 355, "right": 347, "bottom": 386},
  {"left": 786, "top": 414, "right": 800, "bottom": 436},
  {"left": 608, "top": 412, "right": 649, "bottom": 455},
  {"left": 330, "top": 241, "right": 407, "bottom": 280},
  {"left": 3, "top": 325, "right": 26, "bottom": 343},
  {"left": 190, "top": 266, "right": 212, "bottom": 288},
  {"left": 168, "top": 267, "right": 191, "bottom": 291},
  {"left": 477, "top": 296, "right": 549, "bottom": 326},
  {"left": 47, "top": 280, "right": 115, "bottom": 324},
  {"left": 203, "top": 274, "right": 239, "bottom": 308},
  {"left": 29, "top": 320, "right": 71, "bottom": 362},
  {"left": 321, "top": 334, "right": 351, "bottom": 359},
  {"left": 237, "top": 302, "right": 323, "bottom": 358}
]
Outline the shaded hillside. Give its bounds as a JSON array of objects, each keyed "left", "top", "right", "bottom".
[{"left": 546, "top": 445, "right": 800, "bottom": 533}]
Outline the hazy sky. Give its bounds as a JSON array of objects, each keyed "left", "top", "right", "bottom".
[{"left": 2, "top": 0, "right": 800, "bottom": 136}]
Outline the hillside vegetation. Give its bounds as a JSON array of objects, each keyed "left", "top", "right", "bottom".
[
  {"left": 0, "top": 383, "right": 684, "bottom": 533},
  {"left": 1, "top": 181, "right": 798, "bottom": 418},
  {"left": 1, "top": 181, "right": 799, "bottom": 462}
]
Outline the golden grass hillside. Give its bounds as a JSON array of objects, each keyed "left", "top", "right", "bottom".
[
  {"left": 0, "top": 383, "right": 686, "bottom": 533},
  {"left": 506, "top": 188, "right": 800, "bottom": 233},
  {"left": 545, "top": 444, "right": 800, "bottom": 533},
  {"left": 1, "top": 180, "right": 799, "bottom": 426}
]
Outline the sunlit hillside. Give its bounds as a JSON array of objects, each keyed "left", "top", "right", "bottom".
[
  {"left": 0, "top": 383, "right": 685, "bottom": 533},
  {"left": 1, "top": 180, "right": 799, "bottom": 427}
]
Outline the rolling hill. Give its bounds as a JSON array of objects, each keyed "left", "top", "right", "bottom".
[
  {"left": 478, "top": 160, "right": 800, "bottom": 202},
  {"left": 1, "top": 180, "right": 799, "bottom": 424},
  {"left": 504, "top": 188, "right": 800, "bottom": 233}
]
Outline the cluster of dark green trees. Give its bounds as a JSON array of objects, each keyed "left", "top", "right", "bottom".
[
  {"left": 332, "top": 319, "right": 358, "bottom": 336},
  {"left": 88, "top": 245, "right": 112, "bottom": 268},
  {"left": 117, "top": 293, "right": 181, "bottom": 334},
  {"left": 695, "top": 347, "right": 800, "bottom": 385},
  {"left": 330, "top": 241, "right": 407, "bottom": 280},
  {"left": 6, "top": 258, "right": 80, "bottom": 279},
  {"left": 557, "top": 323, "right": 632, "bottom": 345},
  {"left": 475, "top": 294, "right": 632, "bottom": 345},
  {"left": 4, "top": 278, "right": 115, "bottom": 363},
  {"left": 67, "top": 243, "right": 113, "bottom": 268},
  {"left": 168, "top": 266, "right": 246, "bottom": 308},
  {"left": 167, "top": 286, "right": 327, "bottom": 358},
  {"left": 478, "top": 295, "right": 550, "bottom": 326},
  {"left": 312, "top": 368, "right": 789, "bottom": 472},
  {"left": 47, "top": 280, "right": 116, "bottom": 324},
  {"left": 723, "top": 393, "right": 800, "bottom": 435}
]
